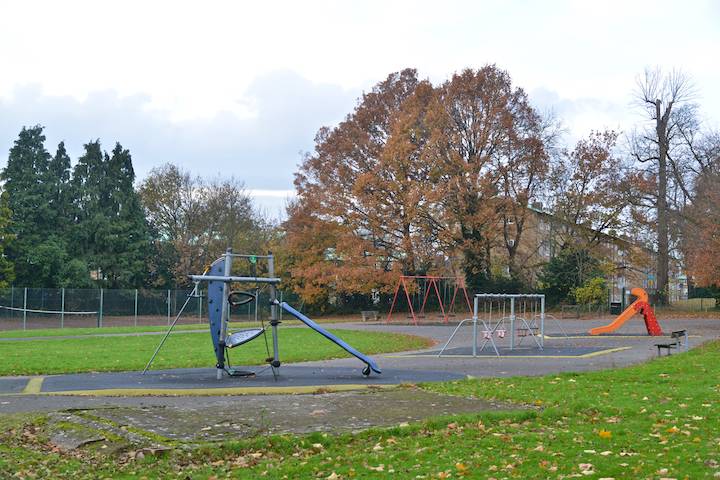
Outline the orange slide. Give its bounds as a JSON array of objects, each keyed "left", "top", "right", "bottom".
[{"left": 589, "top": 287, "right": 663, "bottom": 336}]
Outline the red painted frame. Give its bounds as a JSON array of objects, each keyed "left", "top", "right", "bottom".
[{"left": 385, "top": 275, "right": 472, "bottom": 325}]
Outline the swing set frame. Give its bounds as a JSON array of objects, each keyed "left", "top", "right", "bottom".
[{"left": 385, "top": 275, "right": 472, "bottom": 325}]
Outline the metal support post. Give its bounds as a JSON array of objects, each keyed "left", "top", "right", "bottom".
[
  {"left": 510, "top": 297, "right": 515, "bottom": 350},
  {"left": 472, "top": 296, "right": 478, "bottom": 357},
  {"left": 167, "top": 289, "right": 171, "bottom": 325},
  {"left": 61, "top": 288, "right": 65, "bottom": 329},
  {"left": 218, "top": 249, "right": 233, "bottom": 380},
  {"left": 98, "top": 288, "right": 104, "bottom": 328},
  {"left": 22, "top": 287, "right": 27, "bottom": 330},
  {"left": 279, "top": 291, "right": 283, "bottom": 321},
  {"left": 268, "top": 252, "right": 280, "bottom": 372},
  {"left": 198, "top": 288, "right": 203, "bottom": 323},
  {"left": 254, "top": 288, "right": 259, "bottom": 323},
  {"left": 134, "top": 289, "right": 138, "bottom": 327},
  {"left": 540, "top": 295, "right": 545, "bottom": 348}
]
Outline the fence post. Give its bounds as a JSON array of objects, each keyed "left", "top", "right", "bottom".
[
  {"left": 22, "top": 287, "right": 27, "bottom": 331},
  {"left": 167, "top": 289, "right": 171, "bottom": 325},
  {"left": 61, "top": 288, "right": 65, "bottom": 329},
  {"left": 134, "top": 289, "right": 138, "bottom": 327},
  {"left": 98, "top": 288, "right": 104, "bottom": 328}
]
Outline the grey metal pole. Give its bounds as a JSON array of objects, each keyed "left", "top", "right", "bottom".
[
  {"left": 510, "top": 297, "right": 515, "bottom": 350},
  {"left": 218, "top": 249, "right": 233, "bottom": 380},
  {"left": 61, "top": 288, "right": 65, "bottom": 329},
  {"left": 254, "top": 287, "right": 259, "bottom": 323},
  {"left": 143, "top": 283, "right": 199, "bottom": 374},
  {"left": 134, "top": 289, "right": 138, "bottom": 327},
  {"left": 198, "top": 288, "right": 203, "bottom": 323},
  {"left": 99, "top": 288, "right": 104, "bottom": 328},
  {"left": 472, "top": 296, "right": 478, "bottom": 357},
  {"left": 167, "top": 289, "right": 171, "bottom": 325},
  {"left": 540, "top": 295, "right": 545, "bottom": 349},
  {"left": 22, "top": 287, "right": 27, "bottom": 331},
  {"left": 268, "top": 253, "right": 280, "bottom": 372}
]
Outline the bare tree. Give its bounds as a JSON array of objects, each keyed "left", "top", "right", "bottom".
[{"left": 631, "top": 67, "right": 696, "bottom": 304}]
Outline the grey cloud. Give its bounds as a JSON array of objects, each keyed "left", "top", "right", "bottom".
[{"left": 0, "top": 71, "right": 361, "bottom": 189}]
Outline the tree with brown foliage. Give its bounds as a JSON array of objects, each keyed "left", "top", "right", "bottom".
[
  {"left": 423, "top": 66, "right": 546, "bottom": 287},
  {"left": 290, "top": 69, "right": 438, "bottom": 303},
  {"left": 139, "top": 163, "right": 268, "bottom": 286},
  {"left": 682, "top": 146, "right": 720, "bottom": 287},
  {"left": 549, "top": 130, "right": 636, "bottom": 247}
]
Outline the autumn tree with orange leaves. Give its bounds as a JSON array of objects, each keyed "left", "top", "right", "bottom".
[
  {"left": 548, "top": 130, "right": 637, "bottom": 248},
  {"left": 423, "top": 67, "right": 547, "bottom": 287},
  {"left": 285, "top": 66, "right": 550, "bottom": 306},
  {"left": 286, "top": 69, "right": 439, "bottom": 302},
  {"left": 682, "top": 146, "right": 720, "bottom": 287}
]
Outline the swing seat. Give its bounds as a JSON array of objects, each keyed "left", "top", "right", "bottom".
[
  {"left": 497, "top": 329, "right": 506, "bottom": 338},
  {"left": 482, "top": 330, "right": 492, "bottom": 339},
  {"left": 226, "top": 328, "right": 264, "bottom": 348}
]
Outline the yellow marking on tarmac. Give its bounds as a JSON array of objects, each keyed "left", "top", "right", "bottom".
[
  {"left": 22, "top": 376, "right": 44, "bottom": 394},
  {"left": 385, "top": 346, "right": 631, "bottom": 359},
  {"left": 43, "top": 384, "right": 396, "bottom": 397}
]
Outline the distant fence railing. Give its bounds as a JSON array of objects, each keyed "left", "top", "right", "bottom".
[
  {"left": 670, "top": 297, "right": 717, "bottom": 312},
  {"left": 0, "top": 287, "right": 294, "bottom": 331}
]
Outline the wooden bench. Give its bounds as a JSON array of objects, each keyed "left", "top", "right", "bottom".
[
  {"left": 361, "top": 310, "right": 379, "bottom": 322},
  {"left": 655, "top": 330, "right": 688, "bottom": 356}
]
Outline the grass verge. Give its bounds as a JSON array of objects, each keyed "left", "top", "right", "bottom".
[
  {"left": 2, "top": 342, "right": 719, "bottom": 478},
  {"left": 0, "top": 329, "right": 430, "bottom": 376},
  {"left": 0, "top": 316, "right": 359, "bottom": 339}
]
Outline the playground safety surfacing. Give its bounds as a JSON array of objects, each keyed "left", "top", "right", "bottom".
[{"left": 0, "top": 366, "right": 466, "bottom": 397}]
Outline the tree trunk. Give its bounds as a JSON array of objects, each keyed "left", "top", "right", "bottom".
[{"left": 656, "top": 100, "right": 670, "bottom": 305}]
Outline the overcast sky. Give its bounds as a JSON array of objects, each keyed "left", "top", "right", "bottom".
[{"left": 1, "top": 0, "right": 718, "bottom": 217}]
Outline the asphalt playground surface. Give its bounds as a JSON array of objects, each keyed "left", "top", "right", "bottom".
[{"left": 0, "top": 315, "right": 718, "bottom": 415}]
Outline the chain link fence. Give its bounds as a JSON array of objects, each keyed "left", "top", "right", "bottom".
[{"left": 0, "top": 287, "right": 297, "bottom": 331}]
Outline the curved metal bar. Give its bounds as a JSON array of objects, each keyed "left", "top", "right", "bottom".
[{"left": 228, "top": 290, "right": 256, "bottom": 307}]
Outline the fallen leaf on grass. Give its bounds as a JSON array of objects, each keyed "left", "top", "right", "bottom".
[{"left": 598, "top": 429, "right": 612, "bottom": 439}]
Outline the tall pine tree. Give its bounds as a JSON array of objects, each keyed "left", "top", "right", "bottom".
[
  {"left": 0, "top": 126, "right": 58, "bottom": 286},
  {"left": 46, "top": 141, "right": 73, "bottom": 235},
  {"left": 71, "top": 141, "right": 149, "bottom": 287},
  {"left": 0, "top": 189, "right": 15, "bottom": 288}
]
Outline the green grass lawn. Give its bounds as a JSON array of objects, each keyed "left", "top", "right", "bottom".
[
  {"left": 0, "top": 323, "right": 208, "bottom": 338},
  {"left": 0, "top": 329, "right": 430, "bottom": 376},
  {"left": 2, "top": 342, "right": 720, "bottom": 478},
  {"left": 0, "top": 316, "right": 354, "bottom": 339}
]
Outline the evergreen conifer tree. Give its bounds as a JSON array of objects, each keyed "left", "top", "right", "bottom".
[
  {"left": 46, "top": 141, "right": 73, "bottom": 234},
  {"left": 0, "top": 126, "right": 54, "bottom": 285},
  {"left": 71, "top": 141, "right": 149, "bottom": 287},
  {"left": 0, "top": 190, "right": 15, "bottom": 288}
]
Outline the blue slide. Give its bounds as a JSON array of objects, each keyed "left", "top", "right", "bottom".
[{"left": 278, "top": 302, "right": 382, "bottom": 375}]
